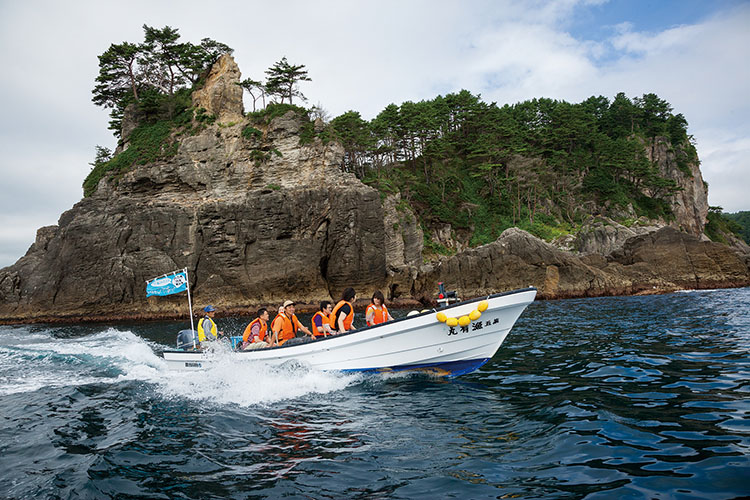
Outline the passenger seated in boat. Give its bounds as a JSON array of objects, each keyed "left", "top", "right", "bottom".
[
  {"left": 366, "top": 290, "right": 393, "bottom": 327},
  {"left": 197, "top": 305, "right": 223, "bottom": 343},
  {"left": 268, "top": 305, "right": 284, "bottom": 343},
  {"left": 311, "top": 301, "right": 334, "bottom": 338},
  {"left": 241, "top": 308, "right": 270, "bottom": 350},
  {"left": 271, "top": 300, "right": 314, "bottom": 346},
  {"left": 331, "top": 288, "right": 357, "bottom": 333}
]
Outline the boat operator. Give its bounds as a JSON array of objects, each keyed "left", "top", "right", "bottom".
[
  {"left": 197, "top": 305, "right": 223, "bottom": 342},
  {"left": 331, "top": 288, "right": 357, "bottom": 333},
  {"left": 271, "top": 300, "right": 315, "bottom": 346}
]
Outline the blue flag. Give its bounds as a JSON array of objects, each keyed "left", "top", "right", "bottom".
[{"left": 146, "top": 271, "right": 188, "bottom": 297}]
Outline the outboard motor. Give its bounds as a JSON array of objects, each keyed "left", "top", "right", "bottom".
[
  {"left": 176, "top": 329, "right": 199, "bottom": 350},
  {"left": 437, "top": 282, "right": 460, "bottom": 308}
]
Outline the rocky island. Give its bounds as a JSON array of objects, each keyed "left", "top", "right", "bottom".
[{"left": 1, "top": 53, "right": 748, "bottom": 323}]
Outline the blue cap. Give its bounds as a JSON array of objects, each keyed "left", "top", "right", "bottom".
[{"left": 204, "top": 305, "right": 216, "bottom": 312}]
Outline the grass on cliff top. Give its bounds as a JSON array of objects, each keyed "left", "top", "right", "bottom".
[
  {"left": 83, "top": 121, "right": 179, "bottom": 197},
  {"left": 245, "top": 102, "right": 332, "bottom": 146},
  {"left": 247, "top": 103, "right": 308, "bottom": 124}
]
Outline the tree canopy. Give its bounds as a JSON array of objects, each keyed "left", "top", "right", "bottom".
[
  {"left": 720, "top": 211, "right": 750, "bottom": 243},
  {"left": 264, "top": 57, "right": 312, "bottom": 105},
  {"left": 92, "top": 24, "right": 232, "bottom": 135},
  {"left": 88, "top": 29, "right": 702, "bottom": 248},
  {"left": 326, "top": 91, "right": 697, "bottom": 245}
]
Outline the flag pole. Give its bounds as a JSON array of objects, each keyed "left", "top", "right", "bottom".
[{"left": 184, "top": 267, "right": 196, "bottom": 349}]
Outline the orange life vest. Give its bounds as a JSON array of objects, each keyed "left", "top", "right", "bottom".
[
  {"left": 366, "top": 304, "right": 389, "bottom": 326},
  {"left": 330, "top": 300, "right": 354, "bottom": 331},
  {"left": 273, "top": 312, "right": 300, "bottom": 344},
  {"left": 242, "top": 317, "right": 267, "bottom": 344},
  {"left": 311, "top": 311, "right": 331, "bottom": 337}
]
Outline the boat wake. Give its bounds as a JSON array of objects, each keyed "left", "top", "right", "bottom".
[{"left": 0, "top": 325, "right": 362, "bottom": 405}]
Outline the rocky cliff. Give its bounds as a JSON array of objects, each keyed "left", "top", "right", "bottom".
[
  {"left": 649, "top": 136, "right": 709, "bottom": 237},
  {"left": 0, "top": 56, "right": 747, "bottom": 323},
  {"left": 414, "top": 227, "right": 749, "bottom": 301},
  {"left": 0, "top": 56, "right": 386, "bottom": 321}
]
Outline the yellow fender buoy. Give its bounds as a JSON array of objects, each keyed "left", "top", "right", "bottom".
[
  {"left": 458, "top": 316, "right": 471, "bottom": 327},
  {"left": 436, "top": 312, "right": 447, "bottom": 323},
  {"left": 477, "top": 300, "right": 489, "bottom": 312},
  {"left": 469, "top": 309, "right": 481, "bottom": 321},
  {"left": 446, "top": 317, "right": 458, "bottom": 327}
]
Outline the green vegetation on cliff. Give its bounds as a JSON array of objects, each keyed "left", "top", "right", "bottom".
[
  {"left": 328, "top": 91, "right": 696, "bottom": 244},
  {"left": 83, "top": 88, "right": 195, "bottom": 197},
  {"left": 719, "top": 211, "right": 750, "bottom": 243},
  {"left": 86, "top": 27, "right": 702, "bottom": 248},
  {"left": 92, "top": 25, "right": 232, "bottom": 135}
]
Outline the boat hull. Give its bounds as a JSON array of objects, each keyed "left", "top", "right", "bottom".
[{"left": 162, "top": 288, "right": 536, "bottom": 377}]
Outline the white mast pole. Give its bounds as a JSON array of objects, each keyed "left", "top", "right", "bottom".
[{"left": 184, "top": 267, "right": 196, "bottom": 348}]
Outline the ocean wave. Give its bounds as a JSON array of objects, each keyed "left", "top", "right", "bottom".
[
  {"left": 0, "top": 326, "right": 362, "bottom": 404},
  {"left": 150, "top": 352, "right": 363, "bottom": 407}
]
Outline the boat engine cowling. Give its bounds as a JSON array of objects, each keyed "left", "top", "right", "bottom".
[{"left": 176, "top": 329, "right": 199, "bottom": 350}]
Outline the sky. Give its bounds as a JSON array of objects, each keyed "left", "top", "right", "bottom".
[{"left": 1, "top": 0, "right": 748, "bottom": 268}]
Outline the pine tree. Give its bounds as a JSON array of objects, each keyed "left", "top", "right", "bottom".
[{"left": 264, "top": 57, "right": 311, "bottom": 104}]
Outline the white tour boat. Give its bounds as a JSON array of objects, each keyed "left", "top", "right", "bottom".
[{"left": 162, "top": 287, "right": 537, "bottom": 377}]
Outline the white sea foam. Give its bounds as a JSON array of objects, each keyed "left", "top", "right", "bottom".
[
  {"left": 674, "top": 288, "right": 725, "bottom": 294},
  {"left": 0, "top": 326, "right": 361, "bottom": 404},
  {"left": 0, "top": 328, "right": 164, "bottom": 396},
  {"left": 151, "top": 351, "right": 362, "bottom": 407}
]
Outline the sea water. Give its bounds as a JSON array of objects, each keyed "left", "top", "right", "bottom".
[{"left": 0, "top": 288, "right": 749, "bottom": 499}]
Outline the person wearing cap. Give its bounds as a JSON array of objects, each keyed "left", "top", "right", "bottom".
[
  {"left": 270, "top": 300, "right": 314, "bottom": 346},
  {"left": 197, "top": 305, "right": 223, "bottom": 343}
]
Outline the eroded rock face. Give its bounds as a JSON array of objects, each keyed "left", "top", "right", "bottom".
[
  {"left": 191, "top": 54, "right": 244, "bottom": 122},
  {"left": 0, "top": 56, "right": 384, "bottom": 322},
  {"left": 574, "top": 216, "right": 661, "bottom": 256},
  {"left": 0, "top": 111, "right": 384, "bottom": 321},
  {"left": 382, "top": 193, "right": 423, "bottom": 298},
  {"left": 607, "top": 227, "right": 750, "bottom": 289},
  {"left": 413, "top": 227, "right": 750, "bottom": 301},
  {"left": 648, "top": 136, "right": 708, "bottom": 236}
]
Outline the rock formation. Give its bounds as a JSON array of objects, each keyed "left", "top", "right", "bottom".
[
  {"left": 191, "top": 53, "right": 244, "bottom": 122},
  {"left": 414, "top": 227, "right": 750, "bottom": 301},
  {"left": 0, "top": 56, "right": 385, "bottom": 322},
  {"left": 649, "top": 136, "right": 709, "bottom": 236},
  {"left": 0, "top": 55, "right": 747, "bottom": 323},
  {"left": 573, "top": 216, "right": 661, "bottom": 255},
  {"left": 382, "top": 193, "right": 423, "bottom": 299}
]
